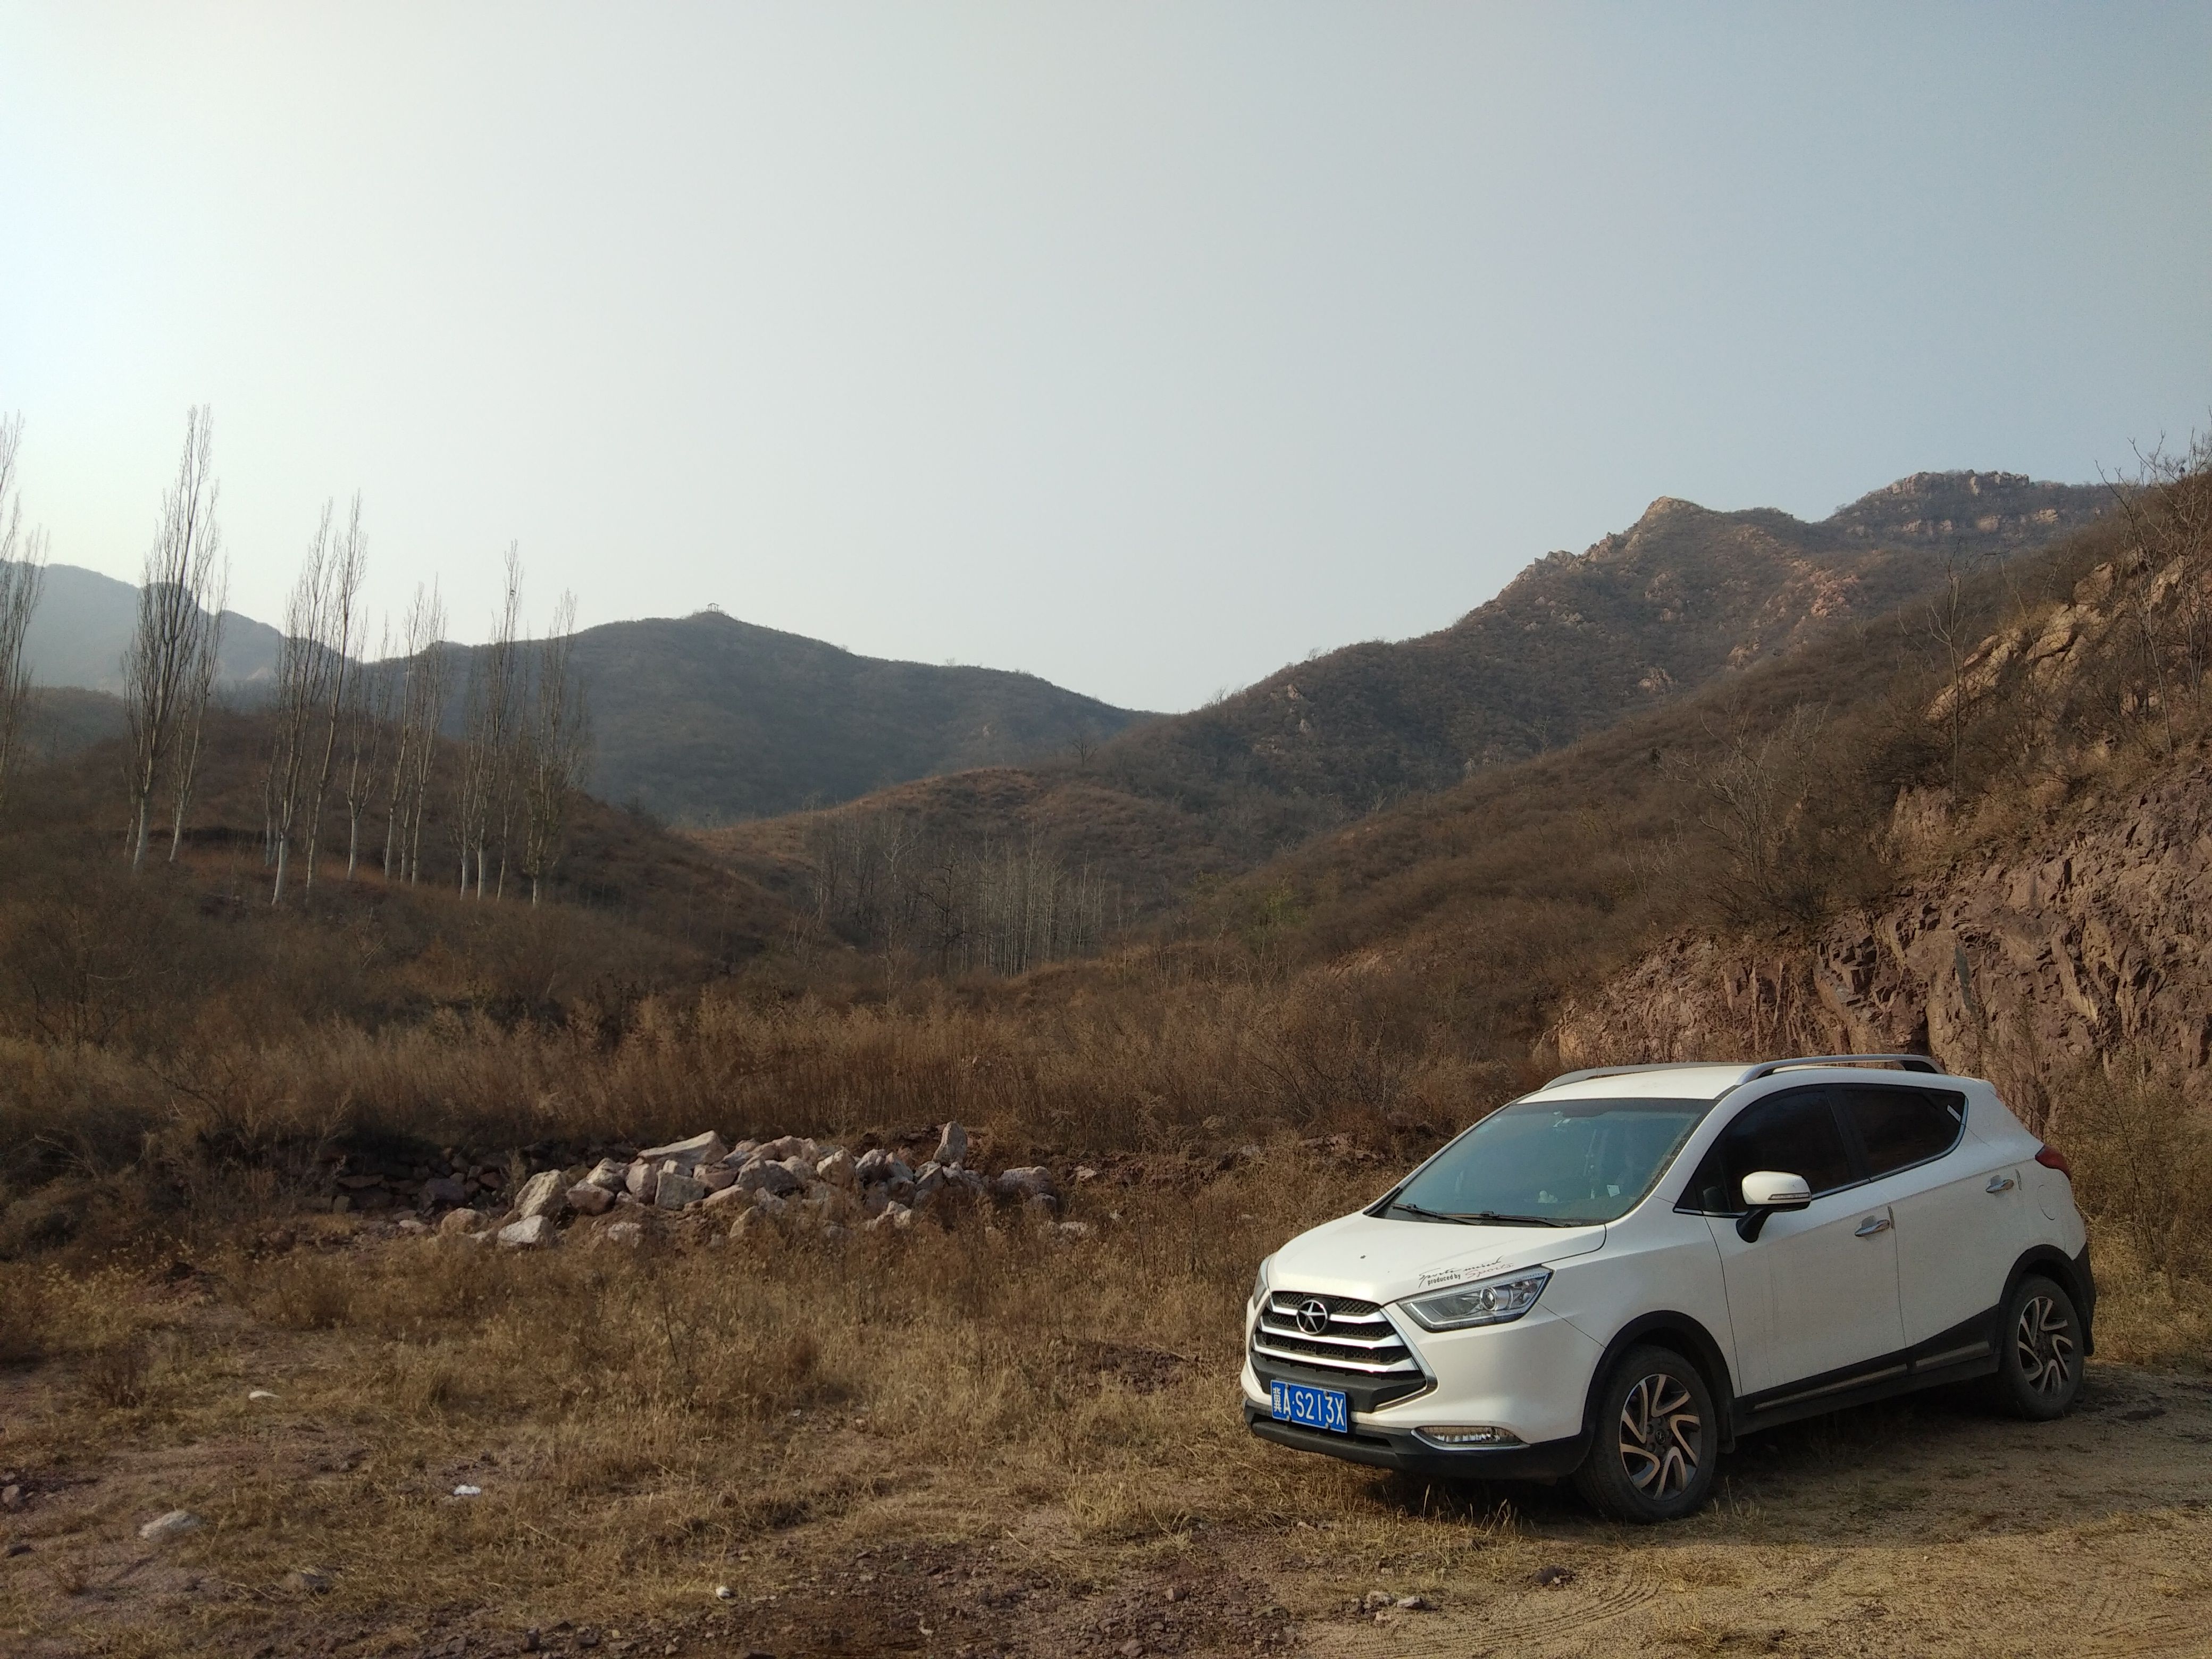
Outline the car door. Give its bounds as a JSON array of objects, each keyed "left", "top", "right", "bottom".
[
  {"left": 1691, "top": 1086, "right": 1907, "bottom": 1395},
  {"left": 1833, "top": 1083, "right": 2006, "bottom": 1352}
]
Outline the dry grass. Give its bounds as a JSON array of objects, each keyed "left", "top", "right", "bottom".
[{"left": 2, "top": 1159, "right": 2210, "bottom": 1658}]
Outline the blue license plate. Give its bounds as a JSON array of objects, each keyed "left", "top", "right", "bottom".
[{"left": 1271, "top": 1379, "right": 1350, "bottom": 1435}]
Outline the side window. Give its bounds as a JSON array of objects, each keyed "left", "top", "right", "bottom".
[
  {"left": 1838, "top": 1085, "right": 1964, "bottom": 1178},
  {"left": 1681, "top": 1088, "right": 1857, "bottom": 1213}
]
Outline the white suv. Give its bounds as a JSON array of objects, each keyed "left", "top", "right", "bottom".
[{"left": 1243, "top": 1055, "right": 2093, "bottom": 1522}]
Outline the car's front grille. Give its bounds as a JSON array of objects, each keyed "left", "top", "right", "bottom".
[{"left": 1251, "top": 1289, "right": 1422, "bottom": 1378}]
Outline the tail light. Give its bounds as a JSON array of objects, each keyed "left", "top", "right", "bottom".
[{"left": 2035, "top": 1144, "right": 2072, "bottom": 1178}]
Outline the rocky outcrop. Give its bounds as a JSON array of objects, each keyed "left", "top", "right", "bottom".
[{"left": 1553, "top": 753, "right": 2212, "bottom": 1127}]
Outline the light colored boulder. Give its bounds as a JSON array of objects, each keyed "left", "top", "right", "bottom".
[
  {"left": 497, "top": 1214, "right": 558, "bottom": 1249},
  {"left": 865, "top": 1203, "right": 914, "bottom": 1233},
  {"left": 636, "top": 1131, "right": 728, "bottom": 1170},
  {"left": 513, "top": 1171, "right": 569, "bottom": 1221},
  {"left": 582, "top": 1158, "right": 629, "bottom": 1192},
  {"left": 852, "top": 1148, "right": 893, "bottom": 1184},
  {"left": 439, "top": 1206, "right": 485, "bottom": 1237},
  {"left": 754, "top": 1134, "right": 807, "bottom": 1162},
  {"left": 994, "top": 1166, "right": 1056, "bottom": 1201},
  {"left": 914, "top": 1161, "right": 948, "bottom": 1199},
  {"left": 655, "top": 1171, "right": 708, "bottom": 1210},
  {"left": 597, "top": 1220, "right": 645, "bottom": 1248},
  {"left": 701, "top": 1184, "right": 749, "bottom": 1211},
  {"left": 934, "top": 1121, "right": 969, "bottom": 1168},
  {"left": 138, "top": 1510, "right": 203, "bottom": 1544},
  {"left": 698, "top": 1164, "right": 736, "bottom": 1192},
  {"left": 816, "top": 1149, "right": 855, "bottom": 1187},
  {"left": 566, "top": 1183, "right": 615, "bottom": 1217},
  {"left": 625, "top": 1161, "right": 659, "bottom": 1203}
]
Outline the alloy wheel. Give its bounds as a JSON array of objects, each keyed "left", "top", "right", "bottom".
[
  {"left": 2015, "top": 1294, "right": 2075, "bottom": 1397},
  {"left": 1618, "top": 1371, "right": 1702, "bottom": 1497}
]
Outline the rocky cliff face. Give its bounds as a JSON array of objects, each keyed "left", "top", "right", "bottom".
[
  {"left": 1551, "top": 538, "right": 2212, "bottom": 1130},
  {"left": 1551, "top": 750, "right": 2212, "bottom": 1127}
]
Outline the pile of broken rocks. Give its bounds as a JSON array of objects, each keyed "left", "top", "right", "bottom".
[{"left": 423, "top": 1121, "right": 1074, "bottom": 1252}]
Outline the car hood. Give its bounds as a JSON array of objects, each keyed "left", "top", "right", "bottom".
[{"left": 1267, "top": 1208, "right": 1607, "bottom": 1307}]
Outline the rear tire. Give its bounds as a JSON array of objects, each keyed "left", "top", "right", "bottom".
[
  {"left": 1991, "top": 1273, "right": 2083, "bottom": 1420},
  {"left": 1572, "top": 1344, "right": 1718, "bottom": 1523}
]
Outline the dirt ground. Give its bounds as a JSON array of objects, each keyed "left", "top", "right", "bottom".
[{"left": 4, "top": 1268, "right": 2208, "bottom": 1659}]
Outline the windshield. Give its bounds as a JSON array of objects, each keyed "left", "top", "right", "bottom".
[{"left": 1388, "top": 1096, "right": 1715, "bottom": 1226}]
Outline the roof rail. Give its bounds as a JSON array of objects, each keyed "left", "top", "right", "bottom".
[
  {"left": 1541, "top": 1053, "right": 1945, "bottom": 1092},
  {"left": 1543, "top": 1061, "right": 1745, "bottom": 1090},
  {"left": 1741, "top": 1053, "right": 1942, "bottom": 1081}
]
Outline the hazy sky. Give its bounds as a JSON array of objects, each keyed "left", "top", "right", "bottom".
[{"left": 2, "top": 4, "right": 2207, "bottom": 712}]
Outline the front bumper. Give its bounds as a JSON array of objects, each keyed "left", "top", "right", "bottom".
[
  {"left": 1241, "top": 1298, "right": 1605, "bottom": 1480},
  {"left": 1241, "top": 1400, "right": 1587, "bottom": 1480}
]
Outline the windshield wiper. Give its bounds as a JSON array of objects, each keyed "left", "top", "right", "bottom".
[
  {"left": 1389, "top": 1201, "right": 1573, "bottom": 1227},
  {"left": 1456, "top": 1210, "right": 1576, "bottom": 1227}
]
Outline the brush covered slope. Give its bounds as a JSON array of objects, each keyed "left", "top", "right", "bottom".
[
  {"left": 708, "top": 471, "right": 2105, "bottom": 919},
  {"left": 536, "top": 610, "right": 1149, "bottom": 825}
]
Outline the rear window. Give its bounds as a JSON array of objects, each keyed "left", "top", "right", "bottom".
[{"left": 1837, "top": 1084, "right": 1964, "bottom": 1177}]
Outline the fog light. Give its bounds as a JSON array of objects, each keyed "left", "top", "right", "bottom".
[{"left": 1414, "top": 1425, "right": 1523, "bottom": 1448}]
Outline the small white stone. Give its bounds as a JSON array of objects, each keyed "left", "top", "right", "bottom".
[{"left": 138, "top": 1510, "right": 203, "bottom": 1543}]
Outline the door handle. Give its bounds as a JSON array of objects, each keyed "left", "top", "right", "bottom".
[
  {"left": 1854, "top": 1214, "right": 1892, "bottom": 1237},
  {"left": 1986, "top": 1174, "right": 2016, "bottom": 1194}
]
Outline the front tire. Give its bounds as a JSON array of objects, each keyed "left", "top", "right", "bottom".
[
  {"left": 1572, "top": 1344, "right": 1718, "bottom": 1523},
  {"left": 1992, "top": 1273, "right": 2083, "bottom": 1420}
]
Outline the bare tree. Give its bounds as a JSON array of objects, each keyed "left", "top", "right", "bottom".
[
  {"left": 266, "top": 502, "right": 362, "bottom": 903},
  {"left": 0, "top": 414, "right": 48, "bottom": 809},
  {"left": 518, "top": 592, "right": 589, "bottom": 904},
  {"left": 165, "top": 559, "right": 226, "bottom": 860},
  {"left": 380, "top": 583, "right": 450, "bottom": 884},
  {"left": 1922, "top": 550, "right": 1975, "bottom": 795},
  {"left": 123, "top": 408, "right": 221, "bottom": 872},
  {"left": 2105, "top": 432, "right": 2212, "bottom": 741},
  {"left": 299, "top": 497, "right": 366, "bottom": 895},
  {"left": 339, "top": 622, "right": 392, "bottom": 880},
  {"left": 455, "top": 548, "right": 523, "bottom": 898}
]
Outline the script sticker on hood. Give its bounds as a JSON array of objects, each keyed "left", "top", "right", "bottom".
[{"left": 1418, "top": 1258, "right": 1505, "bottom": 1289}]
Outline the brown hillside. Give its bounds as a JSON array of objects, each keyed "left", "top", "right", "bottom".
[{"left": 705, "top": 470, "right": 2106, "bottom": 929}]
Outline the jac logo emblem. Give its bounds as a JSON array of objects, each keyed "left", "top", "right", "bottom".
[{"left": 1295, "top": 1297, "right": 1330, "bottom": 1335}]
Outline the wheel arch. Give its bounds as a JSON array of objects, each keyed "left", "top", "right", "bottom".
[
  {"left": 2003, "top": 1245, "right": 2096, "bottom": 1357},
  {"left": 1582, "top": 1311, "right": 1741, "bottom": 1453}
]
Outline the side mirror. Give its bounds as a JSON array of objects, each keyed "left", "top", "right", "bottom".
[{"left": 1736, "top": 1170, "right": 1812, "bottom": 1241}]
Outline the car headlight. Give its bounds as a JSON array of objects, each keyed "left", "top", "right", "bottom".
[
  {"left": 1401, "top": 1267, "right": 1552, "bottom": 1331},
  {"left": 1251, "top": 1254, "right": 1275, "bottom": 1309}
]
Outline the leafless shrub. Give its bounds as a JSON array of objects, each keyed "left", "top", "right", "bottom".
[
  {"left": 2056, "top": 1046, "right": 2212, "bottom": 1281},
  {"left": 1681, "top": 703, "right": 1830, "bottom": 928},
  {"left": 79, "top": 1333, "right": 150, "bottom": 1408}
]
